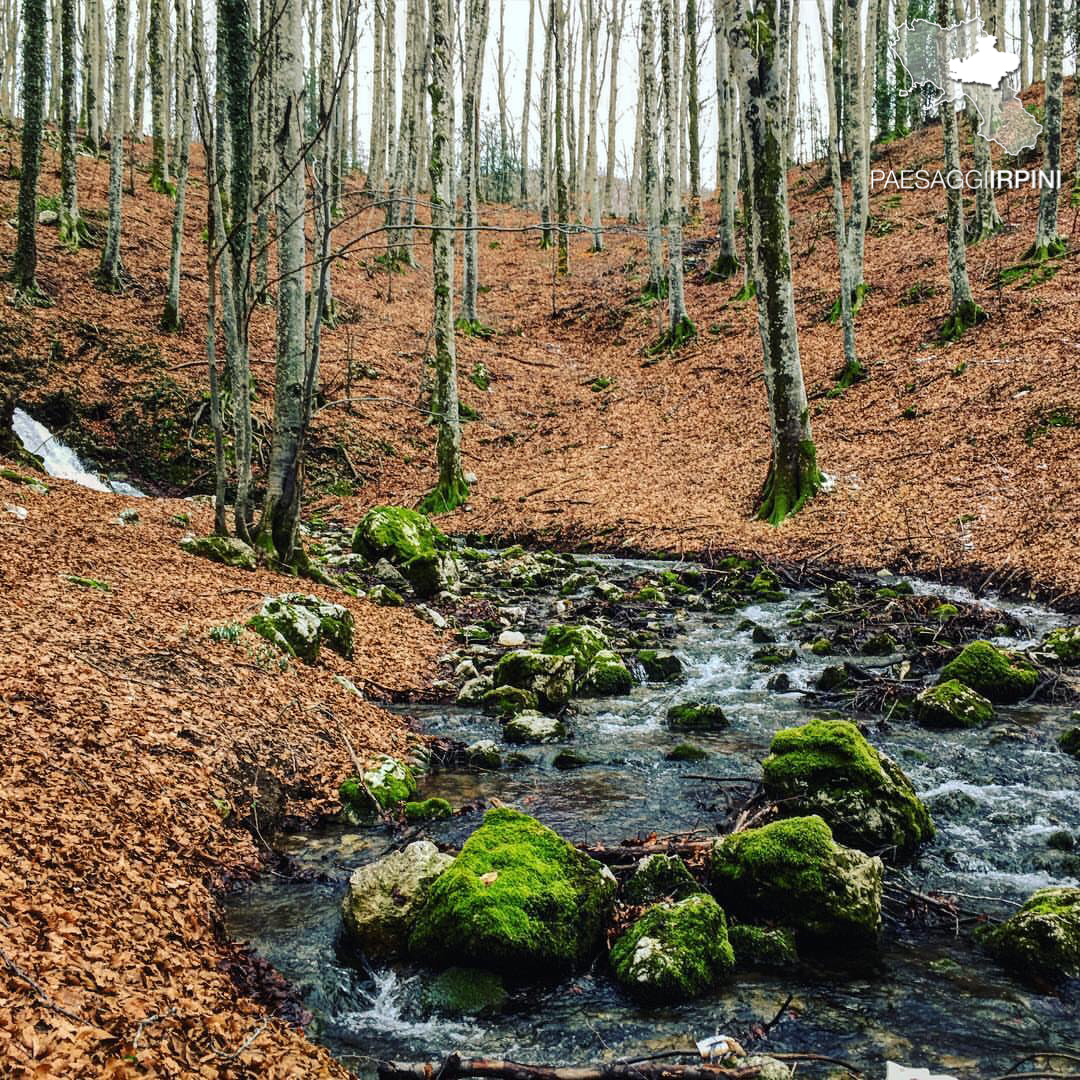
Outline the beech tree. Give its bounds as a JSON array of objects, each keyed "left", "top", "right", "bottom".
[
  {"left": 58, "top": 0, "right": 81, "bottom": 248},
  {"left": 603, "top": 0, "right": 625, "bottom": 215},
  {"left": 640, "top": 0, "right": 664, "bottom": 297},
  {"left": 9, "top": 0, "right": 45, "bottom": 295},
  {"left": 162, "top": 0, "right": 192, "bottom": 329},
  {"left": 460, "top": 0, "right": 490, "bottom": 329},
  {"left": 520, "top": 0, "right": 535, "bottom": 202},
  {"left": 99, "top": 0, "right": 129, "bottom": 290},
  {"left": 422, "top": 0, "right": 469, "bottom": 512},
  {"left": 584, "top": 0, "right": 603, "bottom": 251},
  {"left": 709, "top": 0, "right": 738, "bottom": 280},
  {"left": 685, "top": 0, "right": 701, "bottom": 217},
  {"left": 731, "top": 0, "right": 821, "bottom": 524},
  {"left": 539, "top": 0, "right": 554, "bottom": 246},
  {"left": 1031, "top": 0, "right": 1063, "bottom": 259},
  {"left": 368, "top": 0, "right": 385, "bottom": 192},
  {"left": 148, "top": 0, "right": 170, "bottom": 191},
  {"left": 553, "top": 0, "right": 570, "bottom": 273}
]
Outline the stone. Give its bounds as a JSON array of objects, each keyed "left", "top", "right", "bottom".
[
  {"left": 666, "top": 703, "right": 728, "bottom": 732},
  {"left": 404, "top": 797, "right": 453, "bottom": 822},
  {"left": 493, "top": 650, "right": 575, "bottom": 708},
  {"left": 636, "top": 650, "right": 684, "bottom": 682},
  {"left": 610, "top": 894, "right": 735, "bottom": 1002},
  {"left": 540, "top": 624, "right": 611, "bottom": 675},
  {"left": 497, "top": 629, "right": 526, "bottom": 648},
  {"left": 457, "top": 676, "right": 493, "bottom": 704},
  {"left": 939, "top": 641, "right": 1038, "bottom": 704},
  {"left": 622, "top": 853, "right": 703, "bottom": 906},
  {"left": 480, "top": 685, "right": 539, "bottom": 718},
  {"left": 577, "top": 650, "right": 635, "bottom": 696},
  {"left": 503, "top": 710, "right": 566, "bottom": 744},
  {"left": 366, "top": 584, "right": 404, "bottom": 606},
  {"left": 552, "top": 749, "right": 591, "bottom": 770},
  {"left": 913, "top": 680, "right": 994, "bottom": 729},
  {"left": 278, "top": 593, "right": 355, "bottom": 658},
  {"left": 373, "top": 558, "right": 409, "bottom": 588},
  {"left": 465, "top": 739, "right": 502, "bottom": 770},
  {"left": 1059, "top": 727, "right": 1080, "bottom": 759},
  {"left": 247, "top": 597, "right": 322, "bottom": 663},
  {"left": 862, "top": 632, "right": 899, "bottom": 656},
  {"left": 341, "top": 840, "right": 453, "bottom": 959},
  {"left": 1044, "top": 626, "right": 1080, "bottom": 665},
  {"left": 666, "top": 742, "right": 709, "bottom": 762},
  {"left": 816, "top": 665, "right": 849, "bottom": 692},
  {"left": 709, "top": 816, "right": 883, "bottom": 947},
  {"left": 118, "top": 507, "right": 139, "bottom": 524},
  {"left": 409, "top": 808, "right": 616, "bottom": 976},
  {"left": 352, "top": 506, "right": 454, "bottom": 598},
  {"left": 339, "top": 755, "right": 418, "bottom": 821},
  {"left": 980, "top": 887, "right": 1080, "bottom": 983},
  {"left": 728, "top": 924, "right": 798, "bottom": 969},
  {"left": 422, "top": 967, "right": 507, "bottom": 1016},
  {"left": 38, "top": 208, "right": 59, "bottom": 225},
  {"left": 180, "top": 534, "right": 257, "bottom": 571},
  {"left": 762, "top": 719, "right": 934, "bottom": 860}
]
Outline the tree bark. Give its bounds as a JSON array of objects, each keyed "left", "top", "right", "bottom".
[
  {"left": 585, "top": 0, "right": 603, "bottom": 250},
  {"left": 710, "top": 0, "right": 738, "bottom": 278},
  {"left": 99, "top": 0, "right": 129, "bottom": 289},
  {"left": 685, "top": 0, "right": 701, "bottom": 216},
  {"left": 602, "top": 0, "right": 624, "bottom": 214},
  {"left": 162, "top": 0, "right": 191, "bottom": 328},
  {"left": 640, "top": 0, "right": 663, "bottom": 296},
  {"left": 539, "top": 0, "right": 554, "bottom": 245},
  {"left": 149, "top": 0, "right": 170, "bottom": 190},
  {"left": 1032, "top": 0, "right": 1063, "bottom": 256},
  {"left": 10, "top": 0, "right": 46, "bottom": 293},
  {"left": 520, "top": 0, "right": 536, "bottom": 203},
  {"left": 461, "top": 0, "right": 490, "bottom": 325},
  {"left": 554, "top": 0, "right": 570, "bottom": 273},
  {"left": 58, "top": 0, "right": 80, "bottom": 247}
]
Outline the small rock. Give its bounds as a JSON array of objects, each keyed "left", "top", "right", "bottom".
[
  {"left": 465, "top": 739, "right": 501, "bottom": 769},
  {"left": 457, "top": 676, "right": 493, "bottom": 704},
  {"left": 666, "top": 702, "right": 728, "bottom": 732},
  {"left": 38, "top": 208, "right": 59, "bottom": 225},
  {"left": 118, "top": 507, "right": 139, "bottom": 524},
  {"left": 366, "top": 584, "right": 404, "bottom": 606},
  {"left": 4, "top": 503, "right": 27, "bottom": 520},
  {"left": 503, "top": 710, "right": 566, "bottom": 744},
  {"left": 497, "top": 629, "right": 526, "bottom": 647},
  {"left": 414, "top": 604, "right": 448, "bottom": 629}
]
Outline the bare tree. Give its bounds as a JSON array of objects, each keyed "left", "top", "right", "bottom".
[
  {"left": 520, "top": 0, "right": 536, "bottom": 203},
  {"left": 685, "top": 0, "right": 701, "bottom": 216},
  {"left": 603, "top": 0, "right": 625, "bottom": 214},
  {"left": 554, "top": 0, "right": 570, "bottom": 273},
  {"left": 149, "top": 0, "right": 171, "bottom": 190},
  {"left": 58, "top": 0, "right": 81, "bottom": 248},
  {"left": 585, "top": 0, "right": 603, "bottom": 250},
  {"left": 99, "top": 0, "right": 129, "bottom": 289},
  {"left": 709, "top": 0, "right": 738, "bottom": 280},
  {"left": 640, "top": 0, "right": 664, "bottom": 296},
  {"left": 162, "top": 0, "right": 192, "bottom": 328},
  {"left": 460, "top": 0, "right": 490, "bottom": 328},
  {"left": 539, "top": 0, "right": 554, "bottom": 245}
]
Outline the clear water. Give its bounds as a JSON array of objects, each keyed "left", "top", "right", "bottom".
[
  {"left": 12, "top": 407, "right": 145, "bottom": 497},
  {"left": 224, "top": 560, "right": 1079, "bottom": 1078}
]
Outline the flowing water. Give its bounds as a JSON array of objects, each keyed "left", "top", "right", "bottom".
[
  {"left": 224, "top": 557, "right": 1079, "bottom": 1079},
  {"left": 11, "top": 407, "right": 146, "bottom": 496}
]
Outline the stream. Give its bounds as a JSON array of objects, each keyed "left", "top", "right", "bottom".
[{"left": 223, "top": 553, "right": 1080, "bottom": 1079}]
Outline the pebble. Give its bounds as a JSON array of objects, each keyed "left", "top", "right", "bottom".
[{"left": 498, "top": 630, "right": 525, "bottom": 647}]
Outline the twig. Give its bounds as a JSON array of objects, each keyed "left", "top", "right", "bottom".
[
  {"left": 208, "top": 1020, "right": 268, "bottom": 1060},
  {"left": 0, "top": 945, "right": 92, "bottom": 1027}
]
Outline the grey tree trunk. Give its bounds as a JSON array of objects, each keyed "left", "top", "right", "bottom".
[
  {"left": 162, "top": 0, "right": 191, "bottom": 329},
  {"left": 554, "top": 0, "right": 570, "bottom": 273},
  {"left": 58, "top": 0, "right": 80, "bottom": 248},
  {"left": 422, "top": 0, "right": 469, "bottom": 513},
  {"left": 132, "top": 0, "right": 149, "bottom": 133},
  {"left": 520, "top": 0, "right": 535, "bottom": 203},
  {"left": 1033, "top": 0, "right": 1063, "bottom": 256},
  {"left": 965, "top": 0, "right": 1001, "bottom": 242},
  {"left": 1019, "top": 0, "right": 1029, "bottom": 87},
  {"left": 10, "top": 0, "right": 45, "bottom": 293},
  {"left": 99, "top": 0, "right": 129, "bottom": 289},
  {"left": 385, "top": 0, "right": 398, "bottom": 189},
  {"left": 149, "top": 0, "right": 170, "bottom": 190},
  {"left": 894, "top": 0, "right": 908, "bottom": 133},
  {"left": 709, "top": 0, "right": 738, "bottom": 279},
  {"left": 496, "top": 0, "right": 508, "bottom": 200},
  {"left": 539, "top": 0, "right": 554, "bottom": 245},
  {"left": 659, "top": 0, "right": 692, "bottom": 342},
  {"left": 461, "top": 0, "right": 490, "bottom": 326},
  {"left": 731, "top": 0, "right": 821, "bottom": 524},
  {"left": 786, "top": 0, "right": 800, "bottom": 158},
  {"left": 368, "top": 0, "right": 385, "bottom": 191},
  {"left": 685, "top": 0, "right": 701, "bottom": 216},
  {"left": 640, "top": 0, "right": 663, "bottom": 296},
  {"left": 627, "top": 42, "right": 643, "bottom": 222},
  {"left": 603, "top": 0, "right": 625, "bottom": 214},
  {"left": 315, "top": 0, "right": 336, "bottom": 322},
  {"left": 585, "top": 0, "right": 602, "bottom": 250}
]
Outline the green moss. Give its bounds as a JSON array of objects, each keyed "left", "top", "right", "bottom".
[
  {"left": 939, "top": 641, "right": 1038, "bottom": 704},
  {"left": 622, "top": 853, "right": 703, "bottom": 906},
  {"left": 1058, "top": 727, "right": 1080, "bottom": 759},
  {"left": 762, "top": 719, "right": 933, "bottom": 859},
  {"left": 503, "top": 711, "right": 567, "bottom": 744},
  {"left": 423, "top": 967, "right": 507, "bottom": 1016},
  {"left": 405, "top": 797, "right": 454, "bottom": 823},
  {"left": 636, "top": 650, "right": 683, "bottom": 682},
  {"left": 709, "top": 816, "right": 882, "bottom": 946},
  {"left": 666, "top": 742, "right": 709, "bottom": 762},
  {"left": 340, "top": 755, "right": 418, "bottom": 821},
  {"left": 63, "top": 575, "right": 110, "bottom": 591},
  {"left": 728, "top": 924, "right": 798, "bottom": 969},
  {"left": 408, "top": 808, "right": 615, "bottom": 976},
  {"left": 1044, "top": 626, "right": 1080, "bottom": 665},
  {"left": 540, "top": 624, "right": 611, "bottom": 675},
  {"left": 932, "top": 603, "right": 959, "bottom": 622},
  {"left": 578, "top": 650, "right": 634, "bottom": 696},
  {"left": 980, "top": 887, "right": 1080, "bottom": 983},
  {"left": 914, "top": 680, "right": 994, "bottom": 729},
  {"left": 493, "top": 650, "right": 575, "bottom": 708},
  {"left": 634, "top": 586, "right": 666, "bottom": 603},
  {"left": 366, "top": 584, "right": 404, "bottom": 606},
  {"left": 352, "top": 506, "right": 450, "bottom": 598},
  {"left": 480, "top": 685, "right": 539, "bottom": 718},
  {"left": 180, "top": 534, "right": 257, "bottom": 571},
  {"left": 609, "top": 894, "right": 733, "bottom": 1002},
  {"left": 666, "top": 703, "right": 728, "bottom": 732}
]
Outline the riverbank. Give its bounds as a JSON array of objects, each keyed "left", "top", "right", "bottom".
[{"left": 0, "top": 477, "right": 441, "bottom": 1076}]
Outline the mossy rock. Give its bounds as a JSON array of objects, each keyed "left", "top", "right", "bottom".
[
  {"left": 932, "top": 603, "right": 959, "bottom": 622},
  {"left": 979, "top": 887, "right": 1080, "bottom": 983},
  {"left": 553, "top": 749, "right": 591, "bottom": 770},
  {"left": 816, "top": 665, "right": 849, "bottom": 692},
  {"left": 457, "top": 675, "right": 494, "bottom": 705},
  {"left": 405, "top": 797, "right": 454, "bottom": 823},
  {"left": 728, "top": 924, "right": 799, "bottom": 969},
  {"left": 751, "top": 625, "right": 778, "bottom": 644},
  {"left": 666, "top": 703, "right": 728, "bottom": 732},
  {"left": 636, "top": 650, "right": 684, "bottom": 682},
  {"left": 480, "top": 685, "right": 540, "bottom": 718},
  {"left": 247, "top": 598, "right": 322, "bottom": 663},
  {"left": 278, "top": 593, "right": 355, "bottom": 659},
  {"left": 340, "top": 755, "right": 418, "bottom": 822},
  {"left": 180, "top": 534, "right": 257, "bottom": 571},
  {"left": 503, "top": 711, "right": 567, "bottom": 744},
  {"left": 540, "top": 624, "right": 611, "bottom": 675},
  {"left": 351, "top": 506, "right": 452, "bottom": 598},
  {"left": 1044, "top": 626, "right": 1080, "bottom": 665},
  {"left": 366, "top": 583, "right": 404, "bottom": 606},
  {"left": 1058, "top": 726, "right": 1080, "bottom": 759},
  {"left": 633, "top": 586, "right": 666, "bottom": 604},
  {"left": 493, "top": 650, "right": 575, "bottom": 708},
  {"left": 709, "top": 816, "right": 883, "bottom": 947},
  {"left": 422, "top": 967, "right": 507, "bottom": 1016},
  {"left": 939, "top": 641, "right": 1038, "bottom": 704},
  {"left": 762, "top": 719, "right": 933, "bottom": 860},
  {"left": 862, "top": 632, "right": 899, "bottom": 656},
  {"left": 465, "top": 739, "right": 502, "bottom": 769},
  {"left": 408, "top": 808, "right": 616, "bottom": 976},
  {"left": 666, "top": 742, "right": 709, "bottom": 762},
  {"left": 578, "top": 650, "right": 635, "bottom": 696},
  {"left": 914, "top": 680, "right": 994, "bottom": 729},
  {"left": 341, "top": 840, "right": 453, "bottom": 959},
  {"left": 622, "top": 853, "right": 704, "bottom": 906},
  {"left": 609, "top": 894, "right": 734, "bottom": 1002},
  {"left": 825, "top": 581, "right": 857, "bottom": 606}
]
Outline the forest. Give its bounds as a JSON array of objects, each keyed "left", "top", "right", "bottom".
[{"left": 0, "top": 0, "right": 1078, "bottom": 1076}]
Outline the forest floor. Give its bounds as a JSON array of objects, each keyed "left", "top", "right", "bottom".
[{"left": 1, "top": 80, "right": 1079, "bottom": 1075}]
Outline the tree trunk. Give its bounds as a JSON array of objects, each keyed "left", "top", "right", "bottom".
[
  {"left": 422, "top": 0, "right": 469, "bottom": 514},
  {"left": 10, "top": 0, "right": 46, "bottom": 293},
  {"left": 368, "top": 0, "right": 385, "bottom": 191},
  {"left": 732, "top": 0, "right": 821, "bottom": 524},
  {"left": 641, "top": 0, "right": 663, "bottom": 296},
  {"left": 461, "top": 0, "right": 490, "bottom": 326},
  {"left": 58, "top": 0, "right": 80, "bottom": 248},
  {"left": 893, "top": 0, "right": 908, "bottom": 134},
  {"left": 149, "top": 0, "right": 170, "bottom": 190},
  {"left": 627, "top": 41, "right": 643, "bottom": 223},
  {"left": 603, "top": 0, "right": 624, "bottom": 214},
  {"left": 554, "top": 0, "right": 570, "bottom": 273},
  {"left": 99, "top": 0, "right": 129, "bottom": 289},
  {"left": 1032, "top": 0, "right": 1063, "bottom": 256},
  {"left": 585, "top": 0, "right": 602, "bottom": 250},
  {"left": 710, "top": 0, "right": 737, "bottom": 278},
  {"left": 496, "top": 0, "right": 508, "bottom": 200},
  {"left": 539, "top": 0, "right": 554, "bottom": 245},
  {"left": 520, "top": 0, "right": 535, "bottom": 203},
  {"left": 786, "top": 0, "right": 800, "bottom": 159},
  {"left": 384, "top": 0, "right": 398, "bottom": 191},
  {"left": 132, "top": 0, "right": 149, "bottom": 133},
  {"left": 685, "top": 0, "right": 701, "bottom": 216},
  {"left": 162, "top": 0, "right": 191, "bottom": 329}
]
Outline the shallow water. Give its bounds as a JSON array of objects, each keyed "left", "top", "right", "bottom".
[{"left": 225, "top": 556, "right": 1079, "bottom": 1078}]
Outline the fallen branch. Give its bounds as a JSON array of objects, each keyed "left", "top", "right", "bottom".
[
  {"left": 378, "top": 1056, "right": 762, "bottom": 1080},
  {"left": 0, "top": 945, "right": 92, "bottom": 1027}
]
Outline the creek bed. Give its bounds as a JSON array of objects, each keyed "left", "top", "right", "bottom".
[{"left": 224, "top": 555, "right": 1079, "bottom": 1078}]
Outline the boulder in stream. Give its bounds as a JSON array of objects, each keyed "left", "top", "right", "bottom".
[
  {"left": 636, "top": 650, "right": 684, "bottom": 682},
  {"left": 913, "top": 679, "right": 994, "bottom": 729},
  {"left": 610, "top": 893, "right": 735, "bottom": 1002},
  {"left": 980, "top": 886, "right": 1080, "bottom": 984},
  {"left": 622, "top": 853, "right": 703, "bottom": 906},
  {"left": 728, "top": 924, "right": 798, "bottom": 969},
  {"left": 503, "top": 711, "right": 567, "bottom": 744},
  {"left": 708, "top": 815, "right": 883, "bottom": 947},
  {"left": 408, "top": 808, "right": 616, "bottom": 976},
  {"left": 339, "top": 755, "right": 418, "bottom": 821},
  {"left": 939, "top": 640, "right": 1038, "bottom": 704},
  {"left": 540, "top": 624, "right": 611, "bottom": 675},
  {"left": 351, "top": 506, "right": 456, "bottom": 598},
  {"left": 577, "top": 650, "right": 635, "bottom": 696},
  {"left": 341, "top": 840, "right": 453, "bottom": 960},
  {"left": 1059, "top": 725, "right": 1080, "bottom": 759},
  {"left": 1044, "top": 626, "right": 1080, "bottom": 665},
  {"left": 492, "top": 650, "right": 575, "bottom": 708},
  {"left": 761, "top": 718, "right": 934, "bottom": 860},
  {"left": 665, "top": 703, "right": 728, "bottom": 732}
]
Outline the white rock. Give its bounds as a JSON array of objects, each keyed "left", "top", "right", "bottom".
[{"left": 498, "top": 630, "right": 526, "bottom": 647}]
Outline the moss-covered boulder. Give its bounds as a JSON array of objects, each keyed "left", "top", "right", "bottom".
[
  {"left": 180, "top": 534, "right": 257, "bottom": 570},
  {"left": 422, "top": 967, "right": 507, "bottom": 1016},
  {"left": 666, "top": 703, "right": 728, "bottom": 732},
  {"left": 404, "top": 798, "right": 453, "bottom": 823},
  {"left": 408, "top": 808, "right": 616, "bottom": 976},
  {"left": 457, "top": 676, "right": 493, "bottom": 705},
  {"left": 1059, "top": 727, "right": 1080, "bottom": 759},
  {"left": 341, "top": 840, "right": 453, "bottom": 959},
  {"left": 540, "top": 624, "right": 611, "bottom": 675},
  {"left": 493, "top": 650, "right": 575, "bottom": 708},
  {"left": 980, "top": 887, "right": 1080, "bottom": 983},
  {"left": 578, "top": 650, "right": 635, "bottom": 696},
  {"left": 609, "top": 894, "right": 735, "bottom": 1002},
  {"left": 351, "top": 506, "right": 454, "bottom": 598},
  {"left": 913, "top": 680, "right": 994, "bottom": 729},
  {"left": 939, "top": 641, "right": 1038, "bottom": 704},
  {"left": 762, "top": 719, "right": 934, "bottom": 859},
  {"left": 666, "top": 742, "right": 709, "bottom": 762},
  {"left": 480, "top": 685, "right": 540, "bottom": 718},
  {"left": 636, "top": 650, "right": 684, "bottom": 682},
  {"left": 728, "top": 924, "right": 799, "bottom": 969},
  {"left": 622, "top": 853, "right": 703, "bottom": 906},
  {"left": 709, "top": 816, "right": 883, "bottom": 946},
  {"left": 465, "top": 739, "right": 502, "bottom": 769},
  {"left": 503, "top": 711, "right": 567, "bottom": 744},
  {"left": 1044, "top": 626, "right": 1080, "bottom": 665},
  {"left": 340, "top": 755, "right": 418, "bottom": 821},
  {"left": 279, "top": 593, "right": 355, "bottom": 659},
  {"left": 247, "top": 597, "right": 322, "bottom": 663}
]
